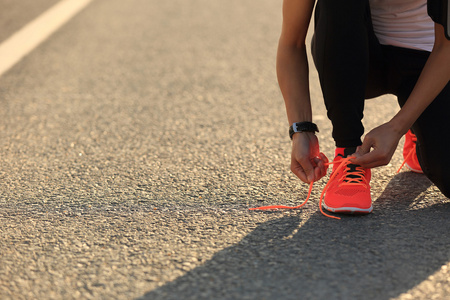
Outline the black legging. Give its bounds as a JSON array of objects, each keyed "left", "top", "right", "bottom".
[{"left": 311, "top": 0, "right": 450, "bottom": 197}]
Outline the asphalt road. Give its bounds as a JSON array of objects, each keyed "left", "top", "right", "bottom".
[{"left": 0, "top": 0, "right": 449, "bottom": 299}]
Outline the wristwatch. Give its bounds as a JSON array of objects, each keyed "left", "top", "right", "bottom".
[{"left": 289, "top": 122, "right": 319, "bottom": 139}]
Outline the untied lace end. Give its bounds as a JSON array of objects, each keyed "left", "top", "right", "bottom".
[
  {"left": 248, "top": 181, "right": 314, "bottom": 211},
  {"left": 249, "top": 156, "right": 359, "bottom": 220}
]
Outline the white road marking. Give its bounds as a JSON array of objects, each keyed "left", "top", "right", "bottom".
[{"left": 0, "top": 0, "right": 94, "bottom": 77}]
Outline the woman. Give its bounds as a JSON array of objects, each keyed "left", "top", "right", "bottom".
[{"left": 278, "top": 0, "right": 450, "bottom": 214}]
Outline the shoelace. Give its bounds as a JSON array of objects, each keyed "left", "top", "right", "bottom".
[
  {"left": 396, "top": 134, "right": 417, "bottom": 173},
  {"left": 249, "top": 156, "right": 367, "bottom": 220}
]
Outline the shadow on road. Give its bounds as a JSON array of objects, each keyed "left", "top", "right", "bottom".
[{"left": 140, "top": 172, "right": 449, "bottom": 300}]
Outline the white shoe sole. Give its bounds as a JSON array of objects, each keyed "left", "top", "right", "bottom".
[
  {"left": 405, "top": 162, "right": 424, "bottom": 174},
  {"left": 322, "top": 203, "right": 373, "bottom": 214}
]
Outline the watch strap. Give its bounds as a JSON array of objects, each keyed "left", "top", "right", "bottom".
[{"left": 289, "top": 122, "right": 319, "bottom": 139}]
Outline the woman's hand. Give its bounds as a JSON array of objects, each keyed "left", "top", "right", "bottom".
[
  {"left": 291, "top": 132, "right": 328, "bottom": 183},
  {"left": 350, "top": 122, "right": 404, "bottom": 168}
]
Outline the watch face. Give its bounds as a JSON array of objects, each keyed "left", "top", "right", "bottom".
[{"left": 290, "top": 122, "right": 318, "bottom": 139}]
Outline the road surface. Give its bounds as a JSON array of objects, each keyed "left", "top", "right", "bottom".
[{"left": 0, "top": 0, "right": 449, "bottom": 299}]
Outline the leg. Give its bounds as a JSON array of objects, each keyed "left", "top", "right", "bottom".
[
  {"left": 311, "top": 0, "right": 389, "bottom": 214},
  {"left": 311, "top": 0, "right": 385, "bottom": 147},
  {"left": 392, "top": 47, "right": 450, "bottom": 197},
  {"left": 408, "top": 84, "right": 450, "bottom": 197}
]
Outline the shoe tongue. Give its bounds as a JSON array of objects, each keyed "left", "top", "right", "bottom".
[
  {"left": 343, "top": 147, "right": 357, "bottom": 158},
  {"left": 345, "top": 163, "right": 361, "bottom": 180},
  {"left": 335, "top": 147, "right": 361, "bottom": 180}
]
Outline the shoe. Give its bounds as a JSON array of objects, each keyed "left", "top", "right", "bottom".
[
  {"left": 322, "top": 147, "right": 373, "bottom": 214},
  {"left": 400, "top": 130, "right": 423, "bottom": 174}
]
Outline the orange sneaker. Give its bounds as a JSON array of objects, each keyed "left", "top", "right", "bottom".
[
  {"left": 400, "top": 130, "right": 423, "bottom": 174},
  {"left": 322, "top": 148, "right": 373, "bottom": 214}
]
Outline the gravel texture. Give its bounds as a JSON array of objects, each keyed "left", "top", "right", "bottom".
[{"left": 0, "top": 0, "right": 449, "bottom": 299}]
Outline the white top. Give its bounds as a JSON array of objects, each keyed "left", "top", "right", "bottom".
[{"left": 369, "top": 0, "right": 435, "bottom": 52}]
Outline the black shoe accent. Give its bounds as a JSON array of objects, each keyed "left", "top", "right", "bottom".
[
  {"left": 343, "top": 147, "right": 358, "bottom": 158},
  {"left": 336, "top": 147, "right": 361, "bottom": 181}
]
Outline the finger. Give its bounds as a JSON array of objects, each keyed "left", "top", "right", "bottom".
[
  {"left": 357, "top": 136, "right": 374, "bottom": 156},
  {"left": 313, "top": 157, "right": 327, "bottom": 179},
  {"left": 351, "top": 146, "right": 362, "bottom": 158},
  {"left": 312, "top": 153, "right": 329, "bottom": 180},
  {"left": 315, "top": 160, "right": 325, "bottom": 179},
  {"left": 319, "top": 160, "right": 328, "bottom": 178},
  {"left": 350, "top": 138, "right": 373, "bottom": 164},
  {"left": 319, "top": 152, "right": 329, "bottom": 164},
  {"left": 319, "top": 152, "right": 329, "bottom": 176},
  {"left": 314, "top": 165, "right": 322, "bottom": 182},
  {"left": 351, "top": 151, "right": 385, "bottom": 168},
  {"left": 291, "top": 158, "right": 309, "bottom": 183},
  {"left": 299, "top": 158, "right": 316, "bottom": 183},
  {"left": 319, "top": 152, "right": 329, "bottom": 174}
]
